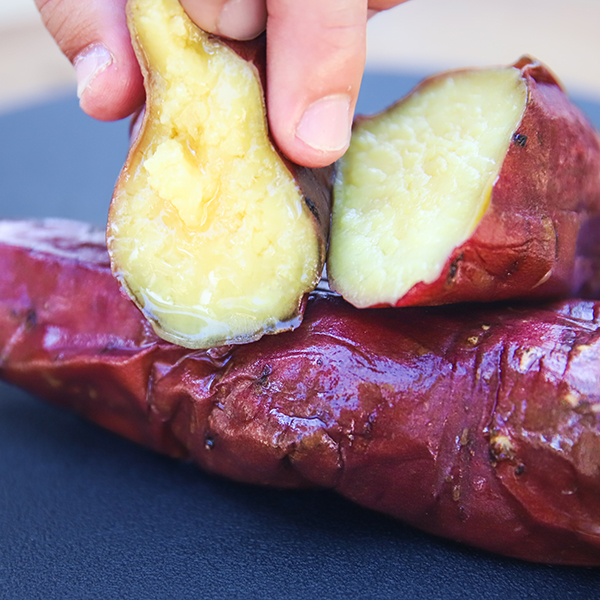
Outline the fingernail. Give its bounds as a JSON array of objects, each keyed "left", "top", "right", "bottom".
[
  {"left": 217, "top": 0, "right": 267, "bottom": 40},
  {"left": 74, "top": 44, "right": 113, "bottom": 99},
  {"left": 296, "top": 95, "right": 352, "bottom": 153}
]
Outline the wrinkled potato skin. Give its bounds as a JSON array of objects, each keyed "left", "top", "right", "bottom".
[
  {"left": 367, "top": 58, "right": 600, "bottom": 307},
  {"left": 1, "top": 221, "right": 599, "bottom": 565}
]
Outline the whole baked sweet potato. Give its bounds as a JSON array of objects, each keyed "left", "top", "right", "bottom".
[
  {"left": 0, "top": 219, "right": 599, "bottom": 565},
  {"left": 328, "top": 57, "right": 600, "bottom": 309}
]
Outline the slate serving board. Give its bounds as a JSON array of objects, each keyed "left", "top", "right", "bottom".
[{"left": 1, "top": 72, "right": 599, "bottom": 599}]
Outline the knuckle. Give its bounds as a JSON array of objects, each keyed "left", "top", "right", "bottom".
[{"left": 37, "top": 0, "right": 99, "bottom": 62}]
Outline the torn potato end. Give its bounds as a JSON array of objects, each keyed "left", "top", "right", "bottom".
[
  {"left": 108, "top": 0, "right": 322, "bottom": 349},
  {"left": 328, "top": 67, "right": 527, "bottom": 308}
]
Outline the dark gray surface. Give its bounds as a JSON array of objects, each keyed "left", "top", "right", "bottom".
[
  {"left": 1, "top": 72, "right": 600, "bottom": 598},
  {"left": 0, "top": 96, "right": 129, "bottom": 225}
]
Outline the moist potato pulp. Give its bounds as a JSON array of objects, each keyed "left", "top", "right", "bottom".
[
  {"left": 331, "top": 68, "right": 526, "bottom": 305},
  {"left": 108, "top": 0, "right": 331, "bottom": 349}
]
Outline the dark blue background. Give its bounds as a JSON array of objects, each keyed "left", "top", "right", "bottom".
[{"left": 1, "top": 72, "right": 600, "bottom": 599}]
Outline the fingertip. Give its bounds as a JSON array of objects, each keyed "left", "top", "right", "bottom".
[
  {"left": 273, "top": 95, "right": 353, "bottom": 168},
  {"left": 76, "top": 42, "right": 144, "bottom": 122},
  {"left": 79, "top": 70, "right": 145, "bottom": 122},
  {"left": 74, "top": 44, "right": 113, "bottom": 100},
  {"left": 181, "top": 0, "right": 267, "bottom": 40},
  {"left": 218, "top": 0, "right": 267, "bottom": 40},
  {"left": 296, "top": 95, "right": 352, "bottom": 155}
]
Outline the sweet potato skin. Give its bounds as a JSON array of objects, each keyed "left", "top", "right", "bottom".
[
  {"left": 0, "top": 220, "right": 599, "bottom": 565},
  {"left": 343, "top": 58, "right": 600, "bottom": 308}
]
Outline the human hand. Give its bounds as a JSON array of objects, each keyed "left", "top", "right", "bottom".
[{"left": 35, "top": 0, "right": 409, "bottom": 167}]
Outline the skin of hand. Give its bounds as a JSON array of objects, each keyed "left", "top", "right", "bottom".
[{"left": 35, "top": 0, "right": 409, "bottom": 168}]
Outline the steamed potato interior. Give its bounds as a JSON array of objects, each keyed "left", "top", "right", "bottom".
[
  {"left": 108, "top": 0, "right": 319, "bottom": 348},
  {"left": 329, "top": 68, "right": 527, "bottom": 307}
]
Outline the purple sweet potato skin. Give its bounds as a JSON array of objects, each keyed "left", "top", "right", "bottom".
[{"left": 1, "top": 220, "right": 599, "bottom": 565}]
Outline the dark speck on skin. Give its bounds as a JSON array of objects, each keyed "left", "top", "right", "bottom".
[
  {"left": 448, "top": 253, "right": 464, "bottom": 281},
  {"left": 25, "top": 309, "right": 37, "bottom": 331},
  {"left": 256, "top": 364, "right": 272, "bottom": 387},
  {"left": 304, "top": 196, "right": 319, "bottom": 222},
  {"left": 513, "top": 133, "right": 528, "bottom": 148}
]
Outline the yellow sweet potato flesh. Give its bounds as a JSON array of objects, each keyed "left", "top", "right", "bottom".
[
  {"left": 108, "top": 0, "right": 321, "bottom": 348},
  {"left": 328, "top": 68, "right": 527, "bottom": 308}
]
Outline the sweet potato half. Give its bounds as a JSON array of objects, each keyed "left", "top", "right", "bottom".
[
  {"left": 328, "top": 58, "right": 600, "bottom": 308},
  {"left": 1, "top": 219, "right": 599, "bottom": 566},
  {"left": 108, "top": 0, "right": 332, "bottom": 349}
]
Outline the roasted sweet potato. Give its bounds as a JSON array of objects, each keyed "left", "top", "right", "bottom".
[
  {"left": 1, "top": 219, "right": 599, "bottom": 565},
  {"left": 328, "top": 57, "right": 600, "bottom": 309},
  {"left": 108, "top": 0, "right": 333, "bottom": 349}
]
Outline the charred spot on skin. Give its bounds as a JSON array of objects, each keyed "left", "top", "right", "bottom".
[
  {"left": 304, "top": 196, "right": 319, "bottom": 222},
  {"left": 364, "top": 412, "right": 376, "bottom": 438},
  {"left": 447, "top": 253, "right": 464, "bottom": 282},
  {"left": 515, "top": 464, "right": 526, "bottom": 476},
  {"left": 505, "top": 260, "right": 520, "bottom": 278},
  {"left": 512, "top": 133, "right": 528, "bottom": 148},
  {"left": 25, "top": 308, "right": 37, "bottom": 331},
  {"left": 280, "top": 454, "right": 295, "bottom": 472},
  {"left": 99, "top": 342, "right": 117, "bottom": 355},
  {"left": 256, "top": 364, "right": 272, "bottom": 387}
]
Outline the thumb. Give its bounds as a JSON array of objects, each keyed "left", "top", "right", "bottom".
[{"left": 35, "top": 0, "right": 144, "bottom": 121}]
